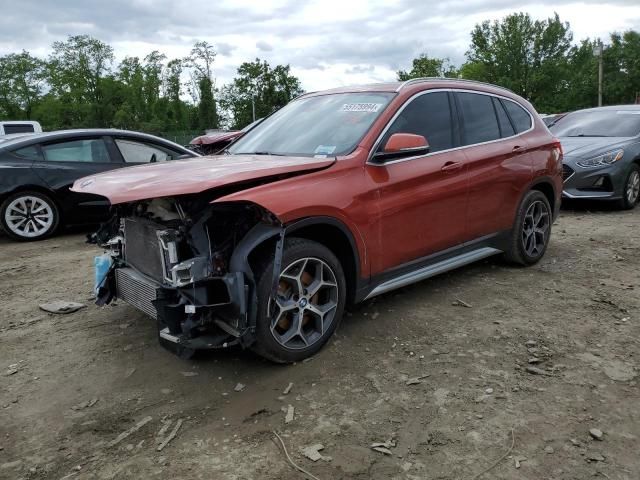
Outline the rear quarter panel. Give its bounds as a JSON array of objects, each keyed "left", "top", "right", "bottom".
[
  {"left": 527, "top": 121, "right": 563, "bottom": 216},
  {"left": 0, "top": 152, "right": 45, "bottom": 199}
]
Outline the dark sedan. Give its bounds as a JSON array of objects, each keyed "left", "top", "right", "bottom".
[
  {"left": 0, "top": 129, "right": 198, "bottom": 240},
  {"left": 550, "top": 105, "right": 640, "bottom": 209}
]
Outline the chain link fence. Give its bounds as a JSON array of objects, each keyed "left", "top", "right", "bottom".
[{"left": 156, "top": 130, "right": 203, "bottom": 146}]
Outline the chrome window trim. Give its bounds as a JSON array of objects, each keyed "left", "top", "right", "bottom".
[{"left": 367, "top": 88, "right": 535, "bottom": 167}]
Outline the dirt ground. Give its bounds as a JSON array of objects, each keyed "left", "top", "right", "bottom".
[{"left": 1, "top": 203, "right": 638, "bottom": 480}]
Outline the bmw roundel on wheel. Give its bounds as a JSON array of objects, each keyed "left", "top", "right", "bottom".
[{"left": 72, "top": 78, "right": 563, "bottom": 363}]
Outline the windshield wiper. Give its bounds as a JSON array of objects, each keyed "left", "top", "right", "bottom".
[{"left": 247, "top": 151, "right": 287, "bottom": 156}]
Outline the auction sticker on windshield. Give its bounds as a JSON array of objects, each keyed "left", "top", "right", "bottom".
[
  {"left": 342, "top": 103, "right": 382, "bottom": 113},
  {"left": 314, "top": 145, "right": 336, "bottom": 155}
]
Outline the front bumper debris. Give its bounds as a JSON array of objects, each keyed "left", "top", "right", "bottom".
[{"left": 107, "top": 264, "right": 252, "bottom": 351}]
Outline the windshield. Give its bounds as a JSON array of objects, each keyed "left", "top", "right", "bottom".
[
  {"left": 550, "top": 109, "right": 640, "bottom": 137},
  {"left": 228, "top": 92, "right": 395, "bottom": 157}
]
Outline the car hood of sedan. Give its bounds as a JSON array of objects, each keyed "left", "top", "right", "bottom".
[
  {"left": 71, "top": 154, "right": 336, "bottom": 205},
  {"left": 559, "top": 136, "right": 632, "bottom": 158}
]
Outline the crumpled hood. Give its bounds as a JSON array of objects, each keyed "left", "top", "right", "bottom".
[
  {"left": 559, "top": 136, "right": 632, "bottom": 158},
  {"left": 71, "top": 154, "right": 335, "bottom": 205}
]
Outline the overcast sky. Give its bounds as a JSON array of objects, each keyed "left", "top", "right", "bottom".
[{"left": 1, "top": 0, "right": 639, "bottom": 92}]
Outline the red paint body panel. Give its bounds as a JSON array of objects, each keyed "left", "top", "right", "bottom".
[
  {"left": 74, "top": 79, "right": 562, "bottom": 282},
  {"left": 70, "top": 155, "right": 335, "bottom": 205},
  {"left": 190, "top": 131, "right": 243, "bottom": 145}
]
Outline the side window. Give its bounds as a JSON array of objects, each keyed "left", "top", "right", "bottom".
[
  {"left": 42, "top": 139, "right": 110, "bottom": 163},
  {"left": 457, "top": 92, "right": 501, "bottom": 145},
  {"left": 115, "top": 139, "right": 176, "bottom": 163},
  {"left": 12, "top": 145, "right": 42, "bottom": 161},
  {"left": 380, "top": 92, "right": 454, "bottom": 154},
  {"left": 503, "top": 99, "right": 532, "bottom": 133},
  {"left": 493, "top": 98, "right": 516, "bottom": 137}
]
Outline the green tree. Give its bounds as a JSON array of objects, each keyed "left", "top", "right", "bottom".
[
  {"left": 397, "top": 54, "right": 458, "bottom": 80},
  {"left": 463, "top": 12, "right": 572, "bottom": 112},
  {"left": 219, "top": 58, "right": 303, "bottom": 129},
  {"left": 563, "top": 39, "right": 598, "bottom": 111},
  {"left": 184, "top": 41, "right": 219, "bottom": 129},
  {"left": 0, "top": 51, "right": 47, "bottom": 119},
  {"left": 143, "top": 50, "right": 166, "bottom": 120},
  {"left": 117, "top": 56, "right": 145, "bottom": 127},
  {"left": 164, "top": 59, "right": 185, "bottom": 130},
  {"left": 48, "top": 35, "right": 115, "bottom": 127},
  {"left": 604, "top": 31, "right": 640, "bottom": 104}
]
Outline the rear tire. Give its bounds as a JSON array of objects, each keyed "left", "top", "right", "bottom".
[
  {"left": 617, "top": 165, "right": 640, "bottom": 210},
  {"left": 0, "top": 191, "right": 59, "bottom": 241},
  {"left": 504, "top": 190, "right": 552, "bottom": 266},
  {"left": 251, "top": 237, "right": 346, "bottom": 363}
]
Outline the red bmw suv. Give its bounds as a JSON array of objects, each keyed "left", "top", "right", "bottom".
[{"left": 73, "top": 78, "right": 562, "bottom": 363}]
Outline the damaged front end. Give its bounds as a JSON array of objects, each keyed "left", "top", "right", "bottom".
[{"left": 93, "top": 196, "right": 283, "bottom": 356}]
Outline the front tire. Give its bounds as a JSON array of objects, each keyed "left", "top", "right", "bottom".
[
  {"left": 617, "top": 165, "right": 640, "bottom": 210},
  {"left": 504, "top": 190, "right": 552, "bottom": 266},
  {"left": 252, "top": 238, "right": 346, "bottom": 363},
  {"left": 0, "top": 191, "right": 60, "bottom": 241}
]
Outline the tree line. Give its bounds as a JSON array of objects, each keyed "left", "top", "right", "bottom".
[
  {"left": 1, "top": 12, "right": 638, "bottom": 136},
  {"left": 398, "top": 13, "right": 640, "bottom": 113},
  {"left": 0, "top": 36, "right": 303, "bottom": 133}
]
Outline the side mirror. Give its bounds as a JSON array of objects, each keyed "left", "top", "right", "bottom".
[{"left": 373, "top": 133, "right": 429, "bottom": 162}]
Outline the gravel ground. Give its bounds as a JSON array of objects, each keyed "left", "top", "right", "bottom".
[{"left": 1, "top": 204, "right": 638, "bottom": 480}]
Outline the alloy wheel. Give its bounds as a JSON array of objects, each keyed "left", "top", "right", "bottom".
[
  {"left": 522, "top": 200, "right": 550, "bottom": 258},
  {"left": 4, "top": 195, "right": 54, "bottom": 239},
  {"left": 268, "top": 257, "right": 339, "bottom": 350},
  {"left": 626, "top": 170, "right": 640, "bottom": 205}
]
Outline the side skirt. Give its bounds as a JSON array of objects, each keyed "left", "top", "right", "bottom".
[{"left": 358, "top": 232, "right": 509, "bottom": 302}]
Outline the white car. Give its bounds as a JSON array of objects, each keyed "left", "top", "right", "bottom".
[{"left": 0, "top": 121, "right": 42, "bottom": 136}]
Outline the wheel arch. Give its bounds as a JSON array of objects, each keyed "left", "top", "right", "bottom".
[
  {"left": 230, "top": 214, "right": 362, "bottom": 305},
  {"left": 285, "top": 216, "right": 361, "bottom": 304},
  {"left": 528, "top": 177, "right": 557, "bottom": 216}
]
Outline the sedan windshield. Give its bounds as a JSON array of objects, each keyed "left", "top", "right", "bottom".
[
  {"left": 228, "top": 92, "right": 395, "bottom": 157},
  {"left": 550, "top": 109, "right": 640, "bottom": 137}
]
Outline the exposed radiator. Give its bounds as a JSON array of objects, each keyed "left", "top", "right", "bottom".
[
  {"left": 115, "top": 267, "right": 159, "bottom": 319},
  {"left": 123, "top": 217, "right": 165, "bottom": 282}
]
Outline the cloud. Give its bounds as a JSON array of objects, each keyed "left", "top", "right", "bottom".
[
  {"left": 256, "top": 40, "right": 273, "bottom": 52},
  {"left": 216, "top": 42, "right": 236, "bottom": 56},
  {"left": 0, "top": 0, "right": 639, "bottom": 91}
]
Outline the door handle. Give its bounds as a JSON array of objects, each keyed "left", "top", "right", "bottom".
[
  {"left": 513, "top": 145, "right": 525, "bottom": 152},
  {"left": 441, "top": 161, "right": 463, "bottom": 172}
]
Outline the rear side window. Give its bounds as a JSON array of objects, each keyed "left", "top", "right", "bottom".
[
  {"left": 41, "top": 139, "right": 111, "bottom": 163},
  {"left": 503, "top": 100, "right": 532, "bottom": 133},
  {"left": 493, "top": 98, "right": 515, "bottom": 138},
  {"left": 457, "top": 92, "right": 501, "bottom": 145},
  {"left": 380, "top": 91, "right": 454, "bottom": 153},
  {"left": 115, "top": 139, "right": 177, "bottom": 163},
  {"left": 12, "top": 145, "right": 42, "bottom": 160},
  {"left": 3, "top": 124, "right": 35, "bottom": 134}
]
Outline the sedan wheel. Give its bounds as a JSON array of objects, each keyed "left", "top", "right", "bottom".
[
  {"left": 1, "top": 192, "right": 59, "bottom": 241},
  {"left": 625, "top": 169, "right": 640, "bottom": 206}
]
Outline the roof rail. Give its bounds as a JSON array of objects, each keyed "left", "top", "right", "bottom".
[{"left": 396, "top": 77, "right": 515, "bottom": 94}]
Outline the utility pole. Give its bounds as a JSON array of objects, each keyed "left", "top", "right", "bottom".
[
  {"left": 252, "top": 95, "right": 256, "bottom": 123},
  {"left": 594, "top": 41, "right": 604, "bottom": 107}
]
